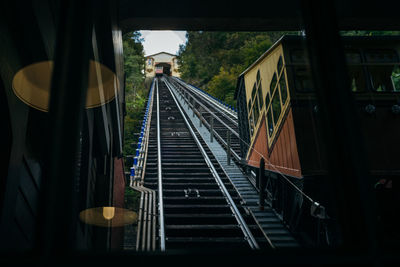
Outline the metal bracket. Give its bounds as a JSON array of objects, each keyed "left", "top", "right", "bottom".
[{"left": 184, "top": 188, "right": 200, "bottom": 198}]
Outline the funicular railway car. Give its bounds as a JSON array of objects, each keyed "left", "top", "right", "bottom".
[
  {"left": 235, "top": 35, "right": 400, "bottom": 245},
  {"left": 155, "top": 66, "right": 164, "bottom": 76}
]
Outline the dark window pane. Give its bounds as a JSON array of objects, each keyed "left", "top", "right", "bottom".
[
  {"left": 345, "top": 51, "right": 362, "bottom": 63},
  {"left": 348, "top": 66, "right": 367, "bottom": 92},
  {"left": 267, "top": 107, "right": 274, "bottom": 137},
  {"left": 290, "top": 49, "right": 306, "bottom": 63},
  {"left": 366, "top": 50, "right": 399, "bottom": 63},
  {"left": 247, "top": 99, "right": 252, "bottom": 112},
  {"left": 392, "top": 66, "right": 400, "bottom": 91},
  {"left": 249, "top": 111, "right": 254, "bottom": 136},
  {"left": 253, "top": 100, "right": 260, "bottom": 125},
  {"left": 368, "top": 65, "right": 397, "bottom": 92},
  {"left": 265, "top": 92, "right": 270, "bottom": 107},
  {"left": 251, "top": 83, "right": 257, "bottom": 99},
  {"left": 270, "top": 73, "right": 277, "bottom": 92},
  {"left": 257, "top": 83, "right": 263, "bottom": 109},
  {"left": 257, "top": 70, "right": 261, "bottom": 84},
  {"left": 277, "top": 56, "right": 283, "bottom": 74},
  {"left": 279, "top": 75, "right": 288, "bottom": 104},
  {"left": 294, "top": 66, "right": 314, "bottom": 92},
  {"left": 272, "top": 90, "right": 281, "bottom": 124}
]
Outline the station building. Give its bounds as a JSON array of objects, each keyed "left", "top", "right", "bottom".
[{"left": 145, "top": 52, "right": 180, "bottom": 78}]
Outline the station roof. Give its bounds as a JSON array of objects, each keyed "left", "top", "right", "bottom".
[
  {"left": 145, "top": 52, "right": 177, "bottom": 58},
  {"left": 119, "top": 0, "right": 400, "bottom": 32}
]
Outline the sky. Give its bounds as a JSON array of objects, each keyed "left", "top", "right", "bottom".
[{"left": 140, "top": 30, "right": 187, "bottom": 56}]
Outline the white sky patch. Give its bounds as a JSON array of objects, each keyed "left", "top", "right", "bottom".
[{"left": 140, "top": 30, "right": 187, "bottom": 56}]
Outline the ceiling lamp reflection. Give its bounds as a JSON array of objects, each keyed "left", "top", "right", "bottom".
[
  {"left": 79, "top": 207, "right": 137, "bottom": 227},
  {"left": 12, "top": 60, "right": 117, "bottom": 112}
]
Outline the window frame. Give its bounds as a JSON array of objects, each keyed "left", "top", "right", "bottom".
[
  {"left": 265, "top": 54, "right": 291, "bottom": 150},
  {"left": 247, "top": 70, "right": 264, "bottom": 137}
]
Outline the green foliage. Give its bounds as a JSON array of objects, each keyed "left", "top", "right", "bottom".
[
  {"left": 123, "top": 31, "right": 148, "bottom": 171},
  {"left": 341, "top": 31, "right": 400, "bottom": 36},
  {"left": 178, "top": 31, "right": 297, "bottom": 107}
]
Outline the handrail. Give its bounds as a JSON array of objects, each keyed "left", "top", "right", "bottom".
[
  {"left": 170, "top": 77, "right": 239, "bottom": 129},
  {"left": 156, "top": 78, "right": 166, "bottom": 251},
  {"left": 164, "top": 78, "right": 259, "bottom": 250},
  {"left": 172, "top": 77, "right": 238, "bottom": 119},
  {"left": 130, "top": 79, "right": 156, "bottom": 251},
  {"left": 170, "top": 79, "right": 240, "bottom": 139},
  {"left": 195, "top": 110, "right": 241, "bottom": 163},
  {"left": 130, "top": 80, "right": 155, "bottom": 186},
  {"left": 169, "top": 80, "right": 241, "bottom": 163}
]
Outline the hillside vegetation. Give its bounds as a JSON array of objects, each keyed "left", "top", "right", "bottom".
[
  {"left": 123, "top": 31, "right": 147, "bottom": 170},
  {"left": 177, "top": 31, "right": 297, "bottom": 107}
]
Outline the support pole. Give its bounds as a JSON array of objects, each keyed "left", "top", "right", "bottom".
[
  {"left": 301, "top": 0, "right": 377, "bottom": 252},
  {"left": 210, "top": 117, "right": 214, "bottom": 142},
  {"left": 259, "top": 158, "right": 266, "bottom": 211},
  {"left": 227, "top": 130, "right": 231, "bottom": 165}
]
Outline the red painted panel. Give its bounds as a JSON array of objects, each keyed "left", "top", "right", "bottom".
[{"left": 247, "top": 108, "right": 302, "bottom": 178}]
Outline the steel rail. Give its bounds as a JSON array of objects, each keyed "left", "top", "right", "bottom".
[
  {"left": 170, "top": 79, "right": 240, "bottom": 139},
  {"left": 167, "top": 79, "right": 242, "bottom": 162},
  {"left": 172, "top": 77, "right": 239, "bottom": 126},
  {"left": 156, "top": 78, "right": 166, "bottom": 251},
  {"left": 171, "top": 77, "right": 237, "bottom": 119},
  {"left": 164, "top": 78, "right": 259, "bottom": 250}
]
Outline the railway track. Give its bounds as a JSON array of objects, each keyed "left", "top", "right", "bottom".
[
  {"left": 142, "top": 78, "right": 269, "bottom": 250},
  {"left": 168, "top": 77, "right": 243, "bottom": 162}
]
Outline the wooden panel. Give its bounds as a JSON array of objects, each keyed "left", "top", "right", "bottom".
[{"left": 247, "top": 108, "right": 302, "bottom": 178}]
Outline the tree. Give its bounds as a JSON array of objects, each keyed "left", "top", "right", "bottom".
[
  {"left": 177, "top": 31, "right": 294, "bottom": 107},
  {"left": 123, "top": 31, "right": 147, "bottom": 171}
]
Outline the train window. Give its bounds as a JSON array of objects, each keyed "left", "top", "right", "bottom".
[
  {"left": 365, "top": 50, "right": 400, "bottom": 92},
  {"left": 346, "top": 51, "right": 362, "bottom": 64},
  {"left": 392, "top": 66, "right": 400, "bottom": 91},
  {"left": 251, "top": 83, "right": 257, "bottom": 99},
  {"left": 265, "top": 92, "right": 270, "bottom": 109},
  {"left": 348, "top": 65, "right": 367, "bottom": 92},
  {"left": 270, "top": 73, "right": 277, "bottom": 92},
  {"left": 290, "top": 49, "right": 307, "bottom": 63},
  {"left": 277, "top": 56, "right": 283, "bottom": 75},
  {"left": 348, "top": 66, "right": 367, "bottom": 92},
  {"left": 369, "top": 65, "right": 398, "bottom": 92},
  {"left": 294, "top": 66, "right": 314, "bottom": 92},
  {"left": 279, "top": 75, "right": 288, "bottom": 104},
  {"left": 271, "top": 90, "right": 281, "bottom": 124},
  {"left": 249, "top": 111, "right": 254, "bottom": 136},
  {"left": 257, "top": 83, "right": 263, "bottom": 109},
  {"left": 365, "top": 50, "right": 399, "bottom": 63},
  {"left": 266, "top": 107, "right": 274, "bottom": 137},
  {"left": 254, "top": 103, "right": 260, "bottom": 124},
  {"left": 346, "top": 51, "right": 366, "bottom": 92}
]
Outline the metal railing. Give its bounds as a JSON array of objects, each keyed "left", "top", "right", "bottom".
[
  {"left": 156, "top": 78, "right": 166, "bottom": 251},
  {"left": 168, "top": 78, "right": 242, "bottom": 164},
  {"left": 172, "top": 77, "right": 238, "bottom": 120},
  {"left": 170, "top": 77, "right": 239, "bottom": 128},
  {"left": 129, "top": 79, "right": 156, "bottom": 251}
]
